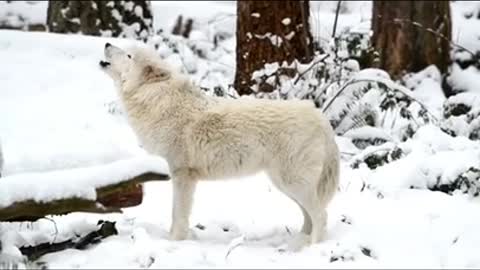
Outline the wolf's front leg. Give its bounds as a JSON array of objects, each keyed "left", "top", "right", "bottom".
[{"left": 170, "top": 170, "right": 197, "bottom": 241}]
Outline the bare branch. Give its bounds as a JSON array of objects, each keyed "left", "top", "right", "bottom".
[{"left": 294, "top": 54, "right": 330, "bottom": 85}]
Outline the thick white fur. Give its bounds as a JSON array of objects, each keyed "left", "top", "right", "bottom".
[{"left": 100, "top": 43, "right": 340, "bottom": 250}]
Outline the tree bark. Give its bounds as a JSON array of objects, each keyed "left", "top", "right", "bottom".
[
  {"left": 370, "top": 1, "right": 451, "bottom": 80},
  {"left": 47, "top": 0, "right": 154, "bottom": 40},
  {"left": 0, "top": 172, "right": 169, "bottom": 222},
  {"left": 234, "top": 0, "right": 314, "bottom": 95}
]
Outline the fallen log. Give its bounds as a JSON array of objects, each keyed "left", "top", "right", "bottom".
[
  {"left": 0, "top": 171, "right": 169, "bottom": 222},
  {"left": 20, "top": 220, "right": 118, "bottom": 261}
]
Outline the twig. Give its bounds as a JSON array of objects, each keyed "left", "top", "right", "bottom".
[
  {"left": 207, "top": 12, "right": 235, "bottom": 25},
  {"left": 294, "top": 54, "right": 330, "bottom": 85},
  {"left": 332, "top": 1, "right": 342, "bottom": 38},
  {"left": 322, "top": 79, "right": 365, "bottom": 113},
  {"left": 340, "top": 151, "right": 356, "bottom": 156},
  {"left": 225, "top": 235, "right": 245, "bottom": 260},
  {"left": 44, "top": 217, "right": 59, "bottom": 243}
]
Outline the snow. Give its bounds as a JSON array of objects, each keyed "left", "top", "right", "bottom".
[
  {"left": 448, "top": 64, "right": 480, "bottom": 94},
  {"left": 124, "top": 1, "right": 135, "bottom": 12},
  {"left": 0, "top": 141, "right": 2, "bottom": 168},
  {"left": 0, "top": 1, "right": 47, "bottom": 28},
  {"left": 309, "top": 1, "right": 371, "bottom": 41},
  {"left": 111, "top": 9, "right": 122, "bottom": 22},
  {"left": 445, "top": 92, "right": 480, "bottom": 109},
  {"left": 1, "top": 1, "right": 480, "bottom": 269},
  {"left": 343, "top": 126, "right": 393, "bottom": 142},
  {"left": 150, "top": 1, "right": 235, "bottom": 33},
  {"left": 134, "top": 5, "right": 143, "bottom": 18},
  {"left": 451, "top": 1, "right": 480, "bottom": 53},
  {"left": 366, "top": 124, "right": 480, "bottom": 192},
  {"left": 285, "top": 31, "right": 295, "bottom": 40},
  {"left": 281, "top": 18, "right": 291, "bottom": 26},
  {"left": 0, "top": 30, "right": 143, "bottom": 176},
  {"left": 254, "top": 32, "right": 283, "bottom": 47},
  {"left": 403, "top": 65, "right": 446, "bottom": 118}
]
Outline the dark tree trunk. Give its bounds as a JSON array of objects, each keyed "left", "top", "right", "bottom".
[
  {"left": 234, "top": 0, "right": 314, "bottom": 95},
  {"left": 370, "top": 1, "right": 451, "bottom": 80},
  {"left": 47, "top": 0, "right": 153, "bottom": 40}
]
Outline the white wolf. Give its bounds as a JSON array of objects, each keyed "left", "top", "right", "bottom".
[{"left": 100, "top": 43, "right": 340, "bottom": 250}]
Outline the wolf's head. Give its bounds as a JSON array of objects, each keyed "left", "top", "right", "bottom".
[{"left": 100, "top": 43, "right": 171, "bottom": 90}]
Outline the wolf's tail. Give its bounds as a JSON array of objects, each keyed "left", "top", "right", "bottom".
[{"left": 317, "top": 145, "right": 340, "bottom": 204}]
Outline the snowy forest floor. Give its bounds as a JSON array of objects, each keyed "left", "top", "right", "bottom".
[{"left": 2, "top": 1, "right": 480, "bottom": 268}]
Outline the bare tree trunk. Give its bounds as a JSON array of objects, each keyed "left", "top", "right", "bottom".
[
  {"left": 47, "top": 0, "right": 153, "bottom": 40},
  {"left": 370, "top": 1, "right": 451, "bottom": 80},
  {"left": 234, "top": 0, "right": 314, "bottom": 95}
]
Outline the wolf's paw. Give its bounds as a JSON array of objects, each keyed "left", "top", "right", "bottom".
[{"left": 277, "top": 233, "right": 310, "bottom": 253}]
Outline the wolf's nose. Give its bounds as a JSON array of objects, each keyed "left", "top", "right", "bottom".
[
  {"left": 105, "top": 42, "right": 111, "bottom": 49},
  {"left": 99, "top": 61, "right": 110, "bottom": 68}
]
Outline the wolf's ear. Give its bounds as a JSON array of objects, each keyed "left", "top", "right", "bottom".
[{"left": 143, "top": 65, "right": 171, "bottom": 82}]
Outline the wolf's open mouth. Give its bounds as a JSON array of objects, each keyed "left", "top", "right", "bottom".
[{"left": 99, "top": 60, "right": 110, "bottom": 68}]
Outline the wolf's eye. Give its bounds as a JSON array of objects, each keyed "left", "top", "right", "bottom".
[{"left": 127, "top": 54, "right": 132, "bottom": 59}]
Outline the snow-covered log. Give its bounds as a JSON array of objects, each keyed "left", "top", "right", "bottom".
[{"left": 0, "top": 156, "right": 170, "bottom": 222}]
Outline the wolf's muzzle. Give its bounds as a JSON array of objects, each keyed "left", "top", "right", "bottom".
[{"left": 99, "top": 61, "right": 110, "bottom": 68}]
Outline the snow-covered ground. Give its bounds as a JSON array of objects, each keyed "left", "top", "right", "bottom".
[{"left": 1, "top": 1, "right": 480, "bottom": 268}]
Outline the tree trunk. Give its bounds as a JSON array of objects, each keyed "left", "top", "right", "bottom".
[
  {"left": 370, "top": 1, "right": 451, "bottom": 80},
  {"left": 234, "top": 0, "right": 314, "bottom": 95},
  {"left": 47, "top": 0, "right": 153, "bottom": 40}
]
